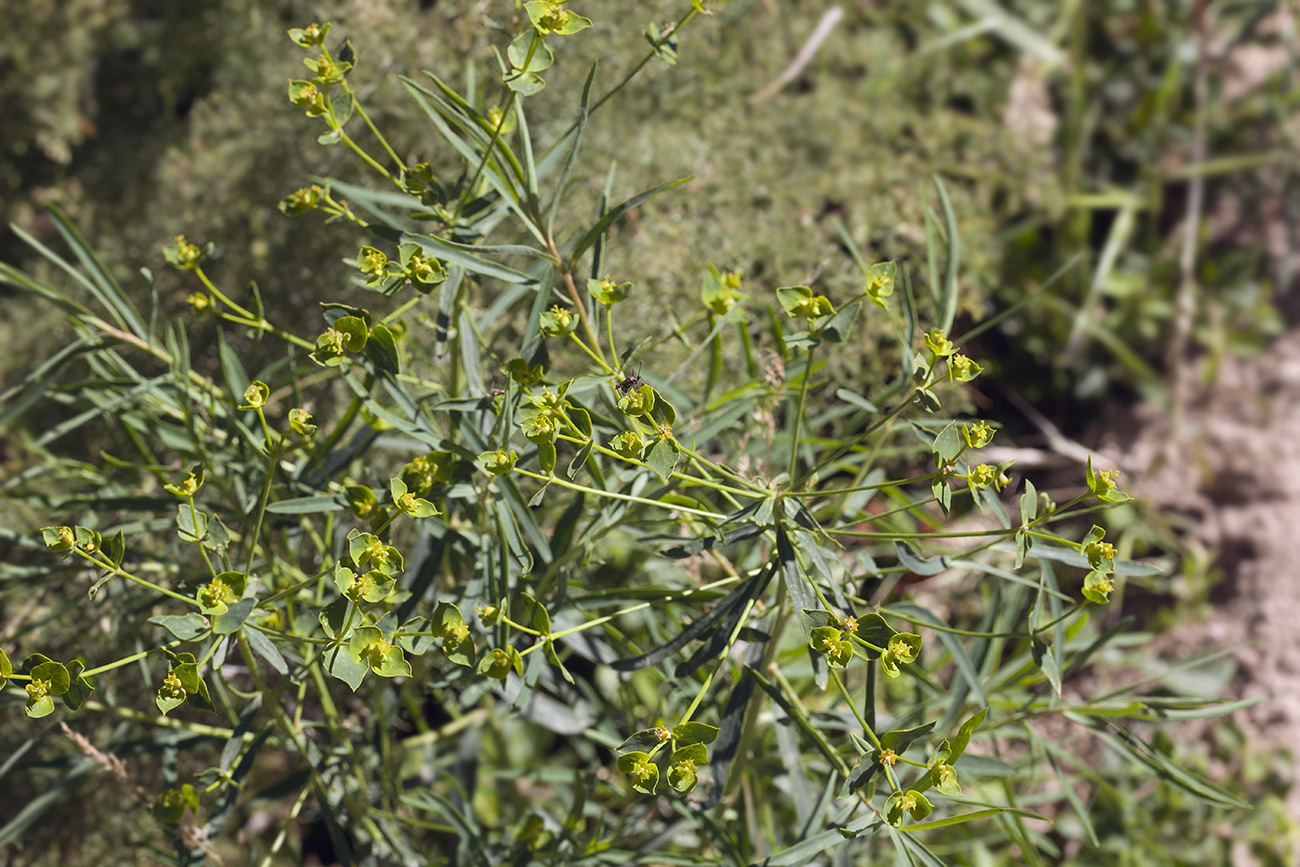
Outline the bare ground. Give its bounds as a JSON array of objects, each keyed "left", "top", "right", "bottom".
[{"left": 1098, "top": 331, "right": 1300, "bottom": 822}]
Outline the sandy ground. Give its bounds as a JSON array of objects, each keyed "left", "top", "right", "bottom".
[{"left": 1097, "top": 332, "right": 1300, "bottom": 821}]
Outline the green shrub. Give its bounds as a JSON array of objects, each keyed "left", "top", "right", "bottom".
[{"left": 0, "top": 4, "right": 1264, "bottom": 865}]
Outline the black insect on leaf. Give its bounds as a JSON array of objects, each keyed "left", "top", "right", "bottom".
[{"left": 615, "top": 362, "right": 644, "bottom": 394}]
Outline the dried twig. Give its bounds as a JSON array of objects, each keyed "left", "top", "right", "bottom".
[
  {"left": 60, "top": 722, "right": 225, "bottom": 865},
  {"left": 60, "top": 721, "right": 148, "bottom": 801},
  {"left": 750, "top": 6, "right": 844, "bottom": 103},
  {"left": 1003, "top": 388, "right": 1116, "bottom": 469},
  {"left": 1166, "top": 0, "right": 1209, "bottom": 440}
]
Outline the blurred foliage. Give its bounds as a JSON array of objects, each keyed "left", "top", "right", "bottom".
[{"left": 5, "top": 1, "right": 1294, "bottom": 420}]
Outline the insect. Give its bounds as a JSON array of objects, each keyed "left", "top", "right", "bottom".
[{"left": 614, "top": 363, "right": 645, "bottom": 394}]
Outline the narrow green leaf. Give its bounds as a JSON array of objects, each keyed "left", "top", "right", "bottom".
[
  {"left": 244, "top": 627, "right": 289, "bottom": 675},
  {"left": 931, "top": 176, "right": 960, "bottom": 333},
  {"left": 567, "top": 178, "right": 691, "bottom": 269},
  {"left": 1071, "top": 715, "right": 1251, "bottom": 809},
  {"left": 547, "top": 63, "right": 596, "bottom": 236},
  {"left": 612, "top": 568, "right": 770, "bottom": 672},
  {"left": 217, "top": 331, "right": 251, "bottom": 404},
  {"left": 266, "top": 495, "right": 346, "bottom": 514},
  {"left": 894, "top": 541, "right": 950, "bottom": 576},
  {"left": 47, "top": 206, "right": 149, "bottom": 339},
  {"left": 900, "top": 806, "right": 1046, "bottom": 832}
]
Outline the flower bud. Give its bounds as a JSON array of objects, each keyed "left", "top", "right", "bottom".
[
  {"left": 287, "top": 22, "right": 330, "bottom": 48},
  {"left": 42, "top": 526, "right": 75, "bottom": 552},
  {"left": 185, "top": 292, "right": 213, "bottom": 315},
  {"left": 617, "top": 385, "right": 654, "bottom": 417},
  {"left": 479, "top": 449, "right": 518, "bottom": 476},
  {"left": 289, "top": 408, "right": 317, "bottom": 437},
  {"left": 925, "top": 328, "right": 956, "bottom": 357},
  {"left": 948, "top": 353, "right": 983, "bottom": 383},
  {"left": 357, "top": 245, "right": 387, "bottom": 278},
  {"left": 962, "top": 420, "right": 994, "bottom": 449},
  {"left": 610, "top": 430, "right": 645, "bottom": 459},
  {"left": 540, "top": 304, "right": 574, "bottom": 337},
  {"left": 278, "top": 185, "right": 323, "bottom": 216},
  {"left": 287, "top": 80, "right": 328, "bottom": 117},
  {"left": 163, "top": 235, "right": 204, "bottom": 270},
  {"left": 240, "top": 381, "right": 269, "bottom": 410},
  {"left": 521, "top": 415, "right": 558, "bottom": 443},
  {"left": 588, "top": 275, "right": 632, "bottom": 305}
]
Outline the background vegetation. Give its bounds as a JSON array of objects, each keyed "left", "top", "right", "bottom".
[{"left": 2, "top": 0, "right": 1297, "bottom": 864}]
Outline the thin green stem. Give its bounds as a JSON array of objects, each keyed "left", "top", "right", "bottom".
[
  {"left": 678, "top": 595, "right": 760, "bottom": 729},
  {"left": 721, "top": 578, "right": 791, "bottom": 804},
  {"left": 770, "top": 665, "right": 853, "bottom": 778},
  {"left": 513, "top": 468, "right": 726, "bottom": 518},
  {"left": 455, "top": 98, "right": 514, "bottom": 222},
  {"left": 500, "top": 617, "right": 543, "bottom": 638},
  {"left": 605, "top": 304, "right": 622, "bottom": 371},
  {"left": 791, "top": 470, "right": 938, "bottom": 499},
  {"left": 218, "top": 313, "right": 315, "bottom": 351},
  {"left": 827, "top": 526, "right": 1009, "bottom": 540},
  {"left": 568, "top": 437, "right": 758, "bottom": 499},
  {"left": 516, "top": 574, "right": 744, "bottom": 654},
  {"left": 76, "top": 550, "right": 200, "bottom": 607},
  {"left": 788, "top": 346, "right": 815, "bottom": 479},
  {"left": 247, "top": 622, "right": 332, "bottom": 645},
  {"left": 186, "top": 494, "right": 219, "bottom": 580},
  {"left": 566, "top": 331, "right": 612, "bottom": 371},
  {"left": 332, "top": 119, "right": 395, "bottom": 181},
  {"left": 258, "top": 786, "right": 313, "bottom": 867},
  {"left": 80, "top": 699, "right": 276, "bottom": 743},
  {"left": 382, "top": 292, "right": 425, "bottom": 326},
  {"left": 1024, "top": 530, "right": 1082, "bottom": 547},
  {"left": 260, "top": 569, "right": 330, "bottom": 605},
  {"left": 193, "top": 266, "right": 256, "bottom": 320},
  {"left": 82, "top": 641, "right": 183, "bottom": 678},
  {"left": 1030, "top": 601, "right": 1088, "bottom": 636},
  {"left": 678, "top": 445, "right": 768, "bottom": 495},
  {"left": 315, "top": 386, "right": 366, "bottom": 469},
  {"left": 244, "top": 427, "right": 280, "bottom": 576},
  {"left": 338, "top": 80, "right": 404, "bottom": 175},
  {"left": 588, "top": 7, "right": 699, "bottom": 116},
  {"left": 829, "top": 667, "right": 882, "bottom": 750}
]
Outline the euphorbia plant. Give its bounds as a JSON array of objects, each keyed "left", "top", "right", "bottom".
[{"left": 0, "top": 2, "right": 1249, "bottom": 864}]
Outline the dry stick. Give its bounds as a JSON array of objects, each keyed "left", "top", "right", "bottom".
[
  {"left": 1167, "top": 0, "right": 1208, "bottom": 451},
  {"left": 1003, "top": 387, "right": 1114, "bottom": 469},
  {"left": 750, "top": 6, "right": 844, "bottom": 103}
]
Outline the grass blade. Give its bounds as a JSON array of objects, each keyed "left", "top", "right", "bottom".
[
  {"left": 931, "top": 176, "right": 960, "bottom": 333},
  {"left": 546, "top": 63, "right": 596, "bottom": 237}
]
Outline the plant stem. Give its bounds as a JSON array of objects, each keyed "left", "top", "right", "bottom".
[
  {"left": 82, "top": 641, "right": 183, "bottom": 678},
  {"left": 518, "top": 574, "right": 744, "bottom": 652},
  {"left": 193, "top": 266, "right": 256, "bottom": 320},
  {"left": 219, "top": 312, "right": 315, "bottom": 351},
  {"left": 829, "top": 667, "right": 881, "bottom": 750},
  {"left": 678, "top": 595, "right": 761, "bottom": 728},
  {"left": 605, "top": 304, "right": 622, "bottom": 371},
  {"left": 788, "top": 346, "right": 814, "bottom": 479},
  {"left": 513, "top": 468, "right": 727, "bottom": 518},
  {"left": 339, "top": 79, "right": 405, "bottom": 175},
  {"left": 76, "top": 550, "right": 200, "bottom": 608},
  {"left": 244, "top": 431, "right": 280, "bottom": 576},
  {"left": 567, "top": 331, "right": 612, "bottom": 371}
]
